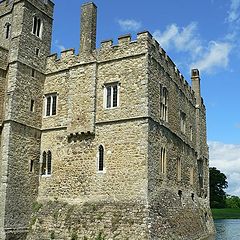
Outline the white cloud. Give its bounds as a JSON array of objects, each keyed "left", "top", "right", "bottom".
[
  {"left": 191, "top": 41, "right": 232, "bottom": 73},
  {"left": 118, "top": 19, "right": 142, "bottom": 32},
  {"left": 153, "top": 22, "right": 202, "bottom": 55},
  {"left": 54, "top": 40, "right": 65, "bottom": 52},
  {"left": 227, "top": 0, "right": 240, "bottom": 23},
  {"left": 209, "top": 141, "right": 240, "bottom": 196}
]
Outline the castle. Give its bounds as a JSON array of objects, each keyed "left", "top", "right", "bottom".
[{"left": 0, "top": 0, "right": 215, "bottom": 239}]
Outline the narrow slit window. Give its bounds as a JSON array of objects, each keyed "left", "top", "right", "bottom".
[
  {"left": 177, "top": 158, "right": 181, "bottom": 181},
  {"left": 30, "top": 160, "right": 34, "bottom": 172},
  {"left": 98, "top": 145, "right": 104, "bottom": 171},
  {"left": 160, "top": 147, "right": 166, "bottom": 174},
  {"left": 160, "top": 86, "right": 168, "bottom": 122},
  {"left": 5, "top": 23, "right": 11, "bottom": 39},
  {"left": 30, "top": 99, "right": 35, "bottom": 112}
]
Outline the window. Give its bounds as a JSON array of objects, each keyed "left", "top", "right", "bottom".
[
  {"left": 35, "top": 48, "right": 40, "bottom": 57},
  {"left": 104, "top": 84, "right": 119, "bottom": 108},
  {"left": 98, "top": 145, "right": 104, "bottom": 172},
  {"left": 41, "top": 150, "right": 52, "bottom": 176},
  {"left": 180, "top": 111, "right": 186, "bottom": 133},
  {"left": 30, "top": 99, "right": 35, "bottom": 112},
  {"left": 31, "top": 69, "right": 36, "bottom": 77},
  {"left": 197, "top": 159, "right": 204, "bottom": 189},
  {"left": 160, "top": 147, "right": 166, "bottom": 174},
  {"left": 30, "top": 160, "right": 34, "bottom": 172},
  {"left": 160, "top": 86, "right": 168, "bottom": 121},
  {"left": 32, "top": 16, "right": 43, "bottom": 38},
  {"left": 190, "top": 126, "right": 193, "bottom": 141},
  {"left": 45, "top": 94, "right": 57, "bottom": 116},
  {"left": 5, "top": 23, "right": 11, "bottom": 39},
  {"left": 177, "top": 157, "right": 181, "bottom": 181}
]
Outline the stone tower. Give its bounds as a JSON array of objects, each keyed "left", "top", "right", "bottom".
[{"left": 0, "top": 0, "right": 54, "bottom": 239}]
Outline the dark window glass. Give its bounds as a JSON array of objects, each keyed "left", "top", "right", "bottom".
[
  {"left": 46, "top": 96, "right": 51, "bottom": 116},
  {"left": 52, "top": 96, "right": 57, "bottom": 115},
  {"left": 112, "top": 85, "right": 118, "bottom": 107},
  {"left": 98, "top": 145, "right": 104, "bottom": 171},
  {"left": 106, "top": 87, "right": 111, "bottom": 108},
  {"left": 47, "top": 151, "right": 52, "bottom": 175},
  {"left": 30, "top": 99, "right": 35, "bottom": 112},
  {"left": 33, "top": 17, "right": 37, "bottom": 34},
  {"left": 6, "top": 24, "right": 10, "bottom": 39},
  {"left": 37, "top": 18, "right": 41, "bottom": 37},
  {"left": 30, "top": 160, "right": 34, "bottom": 172},
  {"left": 42, "top": 151, "right": 46, "bottom": 175}
]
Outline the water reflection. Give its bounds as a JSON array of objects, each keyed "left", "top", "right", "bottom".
[{"left": 215, "top": 219, "right": 240, "bottom": 240}]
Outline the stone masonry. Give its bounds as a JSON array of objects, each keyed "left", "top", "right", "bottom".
[{"left": 0, "top": 0, "right": 215, "bottom": 239}]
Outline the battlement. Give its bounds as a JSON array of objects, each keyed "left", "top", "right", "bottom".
[{"left": 0, "top": 46, "right": 8, "bottom": 70}]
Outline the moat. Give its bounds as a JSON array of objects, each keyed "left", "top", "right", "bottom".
[{"left": 214, "top": 219, "right": 240, "bottom": 239}]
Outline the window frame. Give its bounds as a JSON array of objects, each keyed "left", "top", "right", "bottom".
[
  {"left": 160, "top": 147, "right": 167, "bottom": 174},
  {"left": 5, "top": 23, "right": 11, "bottom": 39},
  {"left": 104, "top": 83, "right": 120, "bottom": 109},
  {"left": 41, "top": 150, "right": 52, "bottom": 177},
  {"left": 44, "top": 93, "right": 57, "bottom": 117},
  {"left": 32, "top": 16, "right": 43, "bottom": 38},
  {"left": 180, "top": 111, "right": 186, "bottom": 134},
  {"left": 97, "top": 145, "right": 106, "bottom": 173},
  {"left": 160, "top": 85, "right": 168, "bottom": 122}
]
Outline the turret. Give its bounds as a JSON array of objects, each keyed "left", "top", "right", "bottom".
[
  {"left": 80, "top": 2, "right": 97, "bottom": 53},
  {"left": 191, "top": 69, "right": 201, "bottom": 106}
]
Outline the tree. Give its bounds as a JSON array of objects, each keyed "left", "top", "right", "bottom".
[
  {"left": 209, "top": 167, "right": 228, "bottom": 208},
  {"left": 226, "top": 195, "right": 240, "bottom": 208}
]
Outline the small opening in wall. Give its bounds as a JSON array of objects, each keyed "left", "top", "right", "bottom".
[
  {"left": 30, "top": 99, "right": 35, "bottom": 112},
  {"left": 35, "top": 48, "right": 40, "bottom": 57},
  {"left": 191, "top": 193, "right": 194, "bottom": 201},
  {"left": 31, "top": 69, "right": 35, "bottom": 77},
  {"left": 178, "top": 190, "right": 182, "bottom": 198},
  {"left": 30, "top": 160, "right": 34, "bottom": 172}
]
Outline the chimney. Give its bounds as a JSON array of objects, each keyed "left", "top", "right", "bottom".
[
  {"left": 80, "top": 2, "right": 97, "bottom": 53},
  {"left": 191, "top": 69, "right": 201, "bottom": 106}
]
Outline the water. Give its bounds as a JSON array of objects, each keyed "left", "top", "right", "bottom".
[{"left": 214, "top": 219, "right": 240, "bottom": 240}]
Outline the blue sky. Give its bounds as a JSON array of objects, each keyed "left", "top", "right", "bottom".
[{"left": 51, "top": 0, "right": 240, "bottom": 196}]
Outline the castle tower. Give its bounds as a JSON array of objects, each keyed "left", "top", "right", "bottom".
[
  {"left": 0, "top": 0, "right": 54, "bottom": 239},
  {"left": 80, "top": 2, "right": 97, "bottom": 53}
]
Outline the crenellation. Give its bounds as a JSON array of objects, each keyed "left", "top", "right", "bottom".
[
  {"left": 100, "top": 39, "right": 113, "bottom": 48},
  {"left": 118, "top": 34, "right": 131, "bottom": 45}
]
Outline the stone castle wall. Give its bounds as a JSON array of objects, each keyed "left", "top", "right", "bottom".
[{"left": 0, "top": 0, "right": 215, "bottom": 239}]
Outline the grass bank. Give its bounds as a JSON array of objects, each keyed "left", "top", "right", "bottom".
[{"left": 211, "top": 208, "right": 240, "bottom": 219}]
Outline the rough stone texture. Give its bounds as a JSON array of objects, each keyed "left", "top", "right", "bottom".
[{"left": 0, "top": 1, "right": 215, "bottom": 239}]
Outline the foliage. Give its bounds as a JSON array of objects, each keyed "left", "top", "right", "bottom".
[
  {"left": 226, "top": 195, "right": 240, "bottom": 208},
  {"left": 209, "top": 167, "right": 228, "bottom": 208},
  {"left": 211, "top": 208, "right": 240, "bottom": 219}
]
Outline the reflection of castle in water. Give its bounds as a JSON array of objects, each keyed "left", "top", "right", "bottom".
[{"left": 0, "top": 0, "right": 215, "bottom": 239}]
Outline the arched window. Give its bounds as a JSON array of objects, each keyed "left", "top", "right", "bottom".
[
  {"left": 5, "top": 23, "right": 11, "bottom": 39},
  {"left": 41, "top": 150, "right": 52, "bottom": 176},
  {"left": 177, "top": 157, "right": 181, "bottom": 181},
  {"left": 42, "top": 151, "right": 47, "bottom": 175},
  {"left": 32, "top": 16, "right": 43, "bottom": 38},
  {"left": 98, "top": 145, "right": 104, "bottom": 171},
  {"left": 160, "top": 86, "right": 168, "bottom": 122},
  {"left": 160, "top": 147, "right": 166, "bottom": 174}
]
